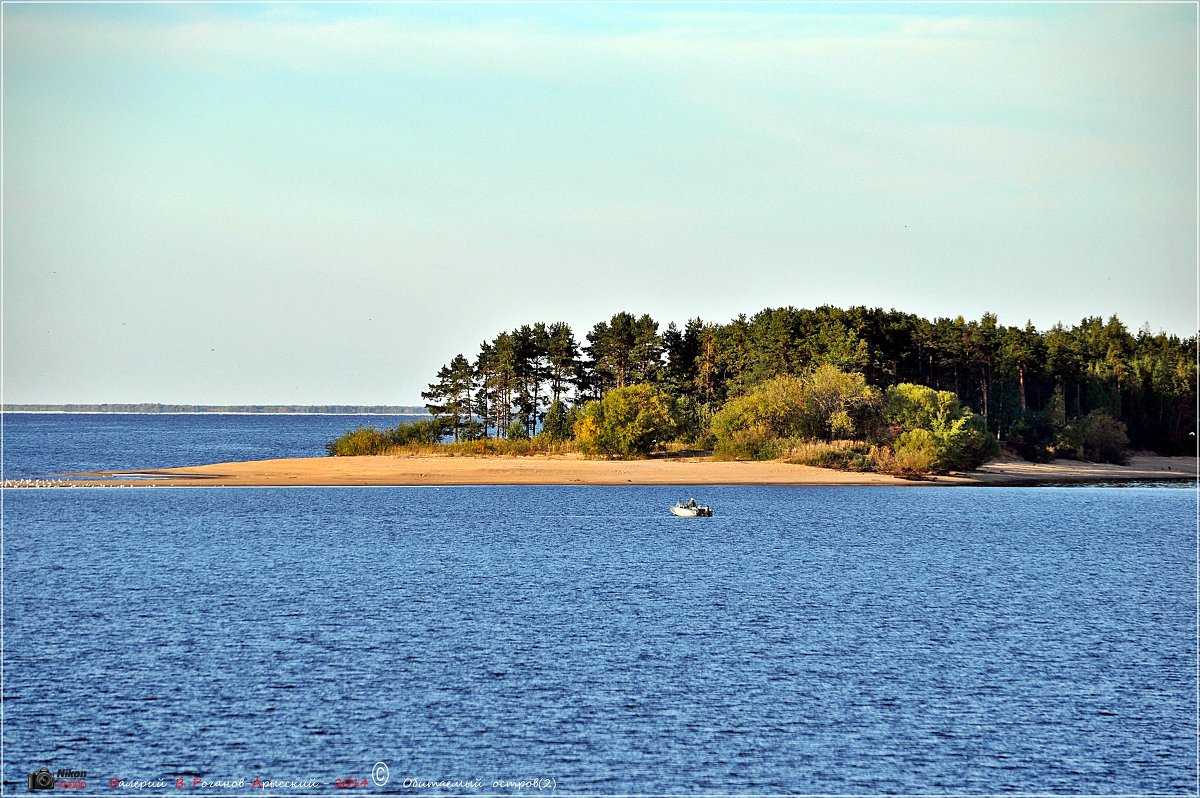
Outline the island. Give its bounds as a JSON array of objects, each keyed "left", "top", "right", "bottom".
[{"left": 14, "top": 305, "right": 1195, "bottom": 489}]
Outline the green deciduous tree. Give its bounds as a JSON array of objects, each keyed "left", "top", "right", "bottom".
[
  {"left": 573, "top": 384, "right": 674, "bottom": 458},
  {"left": 1056, "top": 410, "right": 1130, "bottom": 464},
  {"left": 805, "top": 364, "right": 880, "bottom": 441},
  {"left": 883, "top": 383, "right": 997, "bottom": 472},
  {"left": 710, "top": 367, "right": 881, "bottom": 459}
]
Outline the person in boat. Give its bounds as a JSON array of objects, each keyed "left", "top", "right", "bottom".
[{"left": 687, "top": 497, "right": 697, "bottom": 508}]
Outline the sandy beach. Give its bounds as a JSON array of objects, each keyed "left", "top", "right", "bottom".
[{"left": 64, "top": 453, "right": 1197, "bottom": 488}]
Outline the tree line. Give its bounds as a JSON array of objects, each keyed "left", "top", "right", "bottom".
[
  {"left": 418, "top": 306, "right": 1195, "bottom": 460},
  {"left": 9, "top": 403, "right": 428, "bottom": 414}
]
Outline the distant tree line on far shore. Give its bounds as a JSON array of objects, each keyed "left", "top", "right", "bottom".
[
  {"left": 328, "top": 305, "right": 1196, "bottom": 474},
  {"left": 8, "top": 404, "right": 428, "bottom": 414}
]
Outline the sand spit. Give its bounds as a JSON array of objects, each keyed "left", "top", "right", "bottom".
[{"left": 49, "top": 453, "right": 1198, "bottom": 488}]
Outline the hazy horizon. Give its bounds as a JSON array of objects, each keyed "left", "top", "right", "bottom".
[
  {"left": 4, "top": 3, "right": 1196, "bottom": 405},
  {"left": 3, "top": 301, "right": 1192, "bottom": 406}
]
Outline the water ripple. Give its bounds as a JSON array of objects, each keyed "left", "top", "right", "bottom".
[{"left": 3, "top": 485, "right": 1195, "bottom": 793}]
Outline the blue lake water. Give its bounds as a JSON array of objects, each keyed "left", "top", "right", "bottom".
[
  {"left": 1, "top": 413, "right": 423, "bottom": 479},
  {"left": 2, "top": 414, "right": 1197, "bottom": 793}
]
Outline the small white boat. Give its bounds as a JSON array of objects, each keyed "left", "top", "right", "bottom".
[{"left": 670, "top": 498, "right": 713, "bottom": 517}]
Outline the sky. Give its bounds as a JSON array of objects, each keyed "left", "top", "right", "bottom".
[{"left": 2, "top": 2, "right": 1196, "bottom": 405}]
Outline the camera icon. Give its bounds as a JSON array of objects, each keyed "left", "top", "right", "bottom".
[{"left": 28, "top": 768, "right": 55, "bottom": 791}]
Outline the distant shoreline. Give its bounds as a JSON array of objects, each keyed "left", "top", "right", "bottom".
[
  {"left": 5, "top": 411, "right": 426, "bottom": 416},
  {"left": 54, "top": 453, "right": 1199, "bottom": 488},
  {"left": 4, "top": 405, "right": 427, "bottom": 415}
]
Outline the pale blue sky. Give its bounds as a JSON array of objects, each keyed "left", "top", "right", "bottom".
[{"left": 3, "top": 2, "right": 1195, "bottom": 404}]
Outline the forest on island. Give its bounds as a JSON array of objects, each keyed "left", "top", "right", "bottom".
[{"left": 328, "top": 306, "right": 1196, "bottom": 475}]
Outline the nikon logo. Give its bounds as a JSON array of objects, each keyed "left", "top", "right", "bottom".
[{"left": 28, "top": 768, "right": 89, "bottom": 790}]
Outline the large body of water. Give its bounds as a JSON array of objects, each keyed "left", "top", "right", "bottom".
[
  {"left": 2, "top": 412, "right": 424, "bottom": 480},
  {"left": 2, "top": 414, "right": 1197, "bottom": 794}
]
